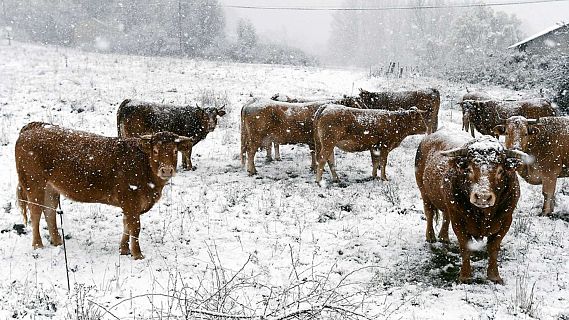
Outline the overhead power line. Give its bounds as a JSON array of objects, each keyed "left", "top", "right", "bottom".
[
  {"left": 5, "top": 0, "right": 569, "bottom": 11},
  {"left": 223, "top": 0, "right": 569, "bottom": 11}
]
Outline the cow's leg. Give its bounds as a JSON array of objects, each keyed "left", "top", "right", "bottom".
[
  {"left": 44, "top": 186, "right": 62, "bottom": 246},
  {"left": 540, "top": 177, "right": 557, "bottom": 216},
  {"left": 309, "top": 144, "right": 317, "bottom": 172},
  {"left": 452, "top": 221, "right": 472, "bottom": 283},
  {"left": 486, "top": 233, "right": 505, "bottom": 284},
  {"left": 327, "top": 151, "right": 339, "bottom": 182},
  {"left": 120, "top": 215, "right": 130, "bottom": 255},
  {"left": 274, "top": 143, "right": 281, "bottom": 161},
  {"left": 423, "top": 201, "right": 437, "bottom": 243},
  {"left": 379, "top": 148, "right": 390, "bottom": 181},
  {"left": 438, "top": 210, "right": 451, "bottom": 243},
  {"left": 246, "top": 142, "right": 259, "bottom": 176},
  {"left": 27, "top": 189, "right": 46, "bottom": 249},
  {"left": 264, "top": 141, "right": 273, "bottom": 162},
  {"left": 181, "top": 147, "right": 195, "bottom": 171},
  {"left": 240, "top": 132, "right": 247, "bottom": 168},
  {"left": 315, "top": 146, "right": 332, "bottom": 184},
  {"left": 181, "top": 151, "right": 189, "bottom": 170},
  {"left": 370, "top": 149, "right": 380, "bottom": 178},
  {"left": 122, "top": 212, "right": 144, "bottom": 260}
]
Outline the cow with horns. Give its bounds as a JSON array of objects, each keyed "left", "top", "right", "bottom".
[
  {"left": 494, "top": 116, "right": 569, "bottom": 215},
  {"left": 460, "top": 98, "right": 559, "bottom": 138},
  {"left": 415, "top": 129, "right": 528, "bottom": 284}
]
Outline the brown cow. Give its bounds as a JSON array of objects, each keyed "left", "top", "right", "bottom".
[
  {"left": 15, "top": 122, "right": 193, "bottom": 259},
  {"left": 117, "top": 99, "right": 226, "bottom": 170},
  {"left": 240, "top": 98, "right": 337, "bottom": 175},
  {"left": 265, "top": 94, "right": 365, "bottom": 162},
  {"left": 266, "top": 94, "right": 331, "bottom": 162},
  {"left": 494, "top": 116, "right": 569, "bottom": 215},
  {"left": 462, "top": 98, "right": 559, "bottom": 137},
  {"left": 313, "top": 104, "right": 427, "bottom": 183},
  {"left": 415, "top": 130, "right": 526, "bottom": 284},
  {"left": 358, "top": 88, "right": 440, "bottom": 134},
  {"left": 458, "top": 91, "right": 492, "bottom": 136}
]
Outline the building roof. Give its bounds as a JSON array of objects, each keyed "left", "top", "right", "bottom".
[{"left": 508, "top": 22, "right": 569, "bottom": 49}]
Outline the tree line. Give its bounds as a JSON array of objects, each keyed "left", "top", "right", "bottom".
[
  {"left": 0, "top": 0, "right": 316, "bottom": 66},
  {"left": 327, "top": 0, "right": 567, "bottom": 111}
]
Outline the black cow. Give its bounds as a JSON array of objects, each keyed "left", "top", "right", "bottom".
[{"left": 117, "top": 99, "right": 226, "bottom": 170}]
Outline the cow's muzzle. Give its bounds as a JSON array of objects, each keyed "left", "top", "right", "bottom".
[
  {"left": 470, "top": 191, "right": 496, "bottom": 208},
  {"left": 158, "top": 165, "right": 176, "bottom": 180}
]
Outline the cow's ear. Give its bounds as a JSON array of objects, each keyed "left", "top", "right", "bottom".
[
  {"left": 217, "top": 106, "right": 227, "bottom": 117},
  {"left": 493, "top": 125, "right": 506, "bottom": 136},
  {"left": 138, "top": 136, "right": 153, "bottom": 154},
  {"left": 528, "top": 126, "right": 540, "bottom": 135},
  {"left": 176, "top": 136, "right": 194, "bottom": 151}
]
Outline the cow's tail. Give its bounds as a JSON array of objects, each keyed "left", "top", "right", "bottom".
[
  {"left": 312, "top": 105, "right": 328, "bottom": 162},
  {"left": 16, "top": 184, "right": 28, "bottom": 225},
  {"left": 116, "top": 99, "right": 131, "bottom": 138},
  {"left": 240, "top": 105, "right": 248, "bottom": 168}
]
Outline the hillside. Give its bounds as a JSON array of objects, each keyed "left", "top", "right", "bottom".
[{"left": 0, "top": 42, "right": 568, "bottom": 319}]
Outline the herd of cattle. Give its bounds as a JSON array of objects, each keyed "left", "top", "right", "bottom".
[{"left": 13, "top": 88, "right": 568, "bottom": 284}]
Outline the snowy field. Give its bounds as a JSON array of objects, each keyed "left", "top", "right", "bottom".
[{"left": 0, "top": 41, "right": 568, "bottom": 319}]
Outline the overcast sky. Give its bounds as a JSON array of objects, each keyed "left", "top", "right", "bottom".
[{"left": 221, "top": 0, "right": 569, "bottom": 55}]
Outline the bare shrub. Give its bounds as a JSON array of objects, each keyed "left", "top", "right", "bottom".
[
  {"left": 379, "top": 181, "right": 400, "bottom": 207},
  {"left": 507, "top": 270, "right": 540, "bottom": 318},
  {"left": 65, "top": 284, "right": 102, "bottom": 320},
  {"left": 88, "top": 244, "right": 380, "bottom": 319}
]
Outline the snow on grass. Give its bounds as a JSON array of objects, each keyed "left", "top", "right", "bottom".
[{"left": 0, "top": 41, "right": 568, "bottom": 319}]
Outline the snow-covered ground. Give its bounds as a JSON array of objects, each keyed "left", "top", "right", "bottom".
[{"left": 0, "top": 42, "right": 568, "bottom": 319}]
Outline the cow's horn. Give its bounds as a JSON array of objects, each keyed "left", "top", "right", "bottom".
[
  {"left": 440, "top": 148, "right": 468, "bottom": 157},
  {"left": 140, "top": 135, "right": 152, "bottom": 140},
  {"left": 175, "top": 135, "right": 194, "bottom": 144},
  {"left": 527, "top": 118, "right": 539, "bottom": 125}
]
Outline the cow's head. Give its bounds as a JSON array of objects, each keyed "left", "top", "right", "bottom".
[
  {"left": 139, "top": 132, "right": 194, "bottom": 180},
  {"left": 201, "top": 104, "right": 227, "bottom": 132},
  {"left": 493, "top": 116, "right": 540, "bottom": 151},
  {"left": 441, "top": 137, "right": 526, "bottom": 209}
]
